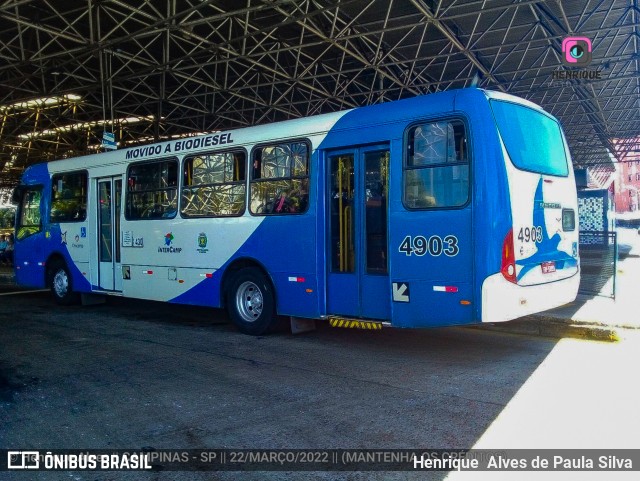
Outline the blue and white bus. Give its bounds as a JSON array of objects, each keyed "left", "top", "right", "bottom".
[{"left": 12, "top": 88, "right": 579, "bottom": 335}]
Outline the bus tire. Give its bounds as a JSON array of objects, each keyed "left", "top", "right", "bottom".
[
  {"left": 227, "top": 268, "right": 276, "bottom": 335},
  {"left": 48, "top": 260, "right": 79, "bottom": 306}
]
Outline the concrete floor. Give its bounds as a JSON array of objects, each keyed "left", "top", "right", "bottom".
[{"left": 1, "top": 292, "right": 638, "bottom": 481}]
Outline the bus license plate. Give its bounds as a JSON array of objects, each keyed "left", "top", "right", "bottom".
[{"left": 541, "top": 261, "right": 556, "bottom": 274}]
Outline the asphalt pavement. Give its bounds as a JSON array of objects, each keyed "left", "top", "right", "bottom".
[{"left": 1, "top": 291, "right": 638, "bottom": 481}]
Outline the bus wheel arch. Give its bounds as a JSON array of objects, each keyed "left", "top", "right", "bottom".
[
  {"left": 46, "top": 255, "right": 80, "bottom": 305},
  {"left": 222, "top": 259, "right": 278, "bottom": 335}
]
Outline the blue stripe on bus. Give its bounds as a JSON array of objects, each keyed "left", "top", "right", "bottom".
[
  {"left": 169, "top": 213, "right": 319, "bottom": 317},
  {"left": 47, "top": 224, "right": 95, "bottom": 293},
  {"left": 516, "top": 177, "right": 578, "bottom": 280}
]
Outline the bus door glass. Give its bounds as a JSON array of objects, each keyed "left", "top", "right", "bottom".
[
  {"left": 327, "top": 145, "right": 390, "bottom": 320},
  {"left": 98, "top": 177, "right": 122, "bottom": 291},
  {"left": 14, "top": 185, "right": 45, "bottom": 286}
]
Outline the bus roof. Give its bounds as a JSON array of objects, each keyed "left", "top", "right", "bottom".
[{"left": 20, "top": 88, "right": 547, "bottom": 178}]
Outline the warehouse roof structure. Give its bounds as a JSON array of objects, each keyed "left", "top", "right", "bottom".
[{"left": 0, "top": 0, "right": 638, "bottom": 188}]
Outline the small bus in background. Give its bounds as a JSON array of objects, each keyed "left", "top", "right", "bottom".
[{"left": 12, "top": 88, "right": 579, "bottom": 335}]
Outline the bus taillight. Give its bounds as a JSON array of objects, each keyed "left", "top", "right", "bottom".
[{"left": 501, "top": 229, "right": 517, "bottom": 284}]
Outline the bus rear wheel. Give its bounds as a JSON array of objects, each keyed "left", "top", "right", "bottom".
[
  {"left": 48, "top": 260, "right": 79, "bottom": 306},
  {"left": 227, "top": 268, "right": 276, "bottom": 335}
]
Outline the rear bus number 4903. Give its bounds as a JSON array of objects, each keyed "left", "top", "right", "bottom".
[
  {"left": 518, "top": 226, "right": 543, "bottom": 243},
  {"left": 399, "top": 235, "right": 459, "bottom": 257}
]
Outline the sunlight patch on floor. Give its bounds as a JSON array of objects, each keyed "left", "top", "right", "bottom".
[{"left": 445, "top": 334, "right": 640, "bottom": 480}]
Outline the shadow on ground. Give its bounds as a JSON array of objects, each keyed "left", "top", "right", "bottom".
[{"left": 0, "top": 292, "right": 559, "bottom": 481}]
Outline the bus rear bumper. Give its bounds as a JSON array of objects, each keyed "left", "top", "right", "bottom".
[{"left": 481, "top": 271, "right": 580, "bottom": 323}]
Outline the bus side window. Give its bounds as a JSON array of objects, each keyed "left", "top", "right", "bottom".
[
  {"left": 181, "top": 150, "right": 247, "bottom": 218},
  {"left": 50, "top": 172, "right": 87, "bottom": 223},
  {"left": 16, "top": 187, "right": 43, "bottom": 240},
  {"left": 126, "top": 158, "right": 179, "bottom": 220},
  {"left": 250, "top": 141, "right": 310, "bottom": 215},
  {"left": 404, "top": 120, "right": 469, "bottom": 209}
]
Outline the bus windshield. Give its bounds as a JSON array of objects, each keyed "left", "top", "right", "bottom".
[{"left": 490, "top": 99, "right": 569, "bottom": 177}]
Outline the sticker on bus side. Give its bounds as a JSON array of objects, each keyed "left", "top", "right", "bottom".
[
  {"left": 398, "top": 235, "right": 459, "bottom": 257},
  {"left": 517, "top": 226, "right": 543, "bottom": 244}
]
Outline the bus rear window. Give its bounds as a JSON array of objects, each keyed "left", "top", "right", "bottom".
[{"left": 490, "top": 100, "right": 569, "bottom": 177}]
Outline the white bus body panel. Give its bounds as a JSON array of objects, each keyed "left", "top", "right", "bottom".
[{"left": 481, "top": 93, "right": 580, "bottom": 323}]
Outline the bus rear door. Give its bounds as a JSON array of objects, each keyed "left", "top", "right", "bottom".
[{"left": 326, "top": 145, "right": 390, "bottom": 320}]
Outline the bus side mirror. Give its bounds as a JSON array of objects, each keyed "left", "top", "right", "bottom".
[{"left": 11, "top": 186, "right": 23, "bottom": 205}]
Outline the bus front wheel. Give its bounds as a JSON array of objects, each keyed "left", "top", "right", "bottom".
[
  {"left": 227, "top": 268, "right": 276, "bottom": 335},
  {"left": 48, "top": 260, "right": 79, "bottom": 306}
]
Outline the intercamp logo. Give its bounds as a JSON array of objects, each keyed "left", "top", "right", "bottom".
[{"left": 7, "top": 451, "right": 40, "bottom": 469}]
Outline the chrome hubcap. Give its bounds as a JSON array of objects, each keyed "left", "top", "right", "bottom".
[
  {"left": 235, "top": 281, "right": 263, "bottom": 323},
  {"left": 53, "top": 269, "right": 68, "bottom": 297}
]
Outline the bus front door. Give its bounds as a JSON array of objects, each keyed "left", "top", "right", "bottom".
[
  {"left": 97, "top": 177, "right": 122, "bottom": 291},
  {"left": 326, "top": 146, "right": 390, "bottom": 320}
]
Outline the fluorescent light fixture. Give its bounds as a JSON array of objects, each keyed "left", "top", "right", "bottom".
[
  {"left": 0, "top": 94, "right": 82, "bottom": 112},
  {"left": 18, "top": 115, "right": 155, "bottom": 140}
]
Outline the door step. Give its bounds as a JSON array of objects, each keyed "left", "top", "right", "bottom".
[{"left": 328, "top": 317, "right": 384, "bottom": 330}]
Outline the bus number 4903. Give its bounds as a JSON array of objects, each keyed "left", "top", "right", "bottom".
[
  {"left": 399, "top": 235, "right": 459, "bottom": 257},
  {"left": 518, "top": 226, "right": 543, "bottom": 243}
]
